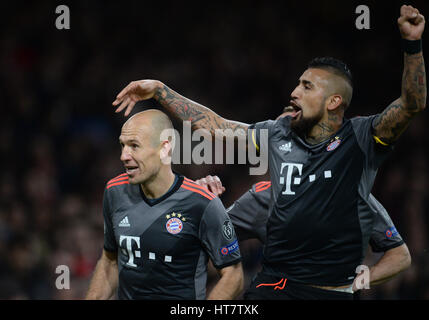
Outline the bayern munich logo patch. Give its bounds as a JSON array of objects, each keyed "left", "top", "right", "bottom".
[
  {"left": 166, "top": 217, "right": 183, "bottom": 234},
  {"left": 326, "top": 138, "right": 341, "bottom": 151}
]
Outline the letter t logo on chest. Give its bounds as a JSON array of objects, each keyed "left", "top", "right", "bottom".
[
  {"left": 119, "top": 235, "right": 141, "bottom": 267},
  {"left": 279, "top": 163, "right": 303, "bottom": 195}
]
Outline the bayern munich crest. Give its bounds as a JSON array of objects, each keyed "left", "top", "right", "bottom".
[
  {"left": 326, "top": 137, "right": 341, "bottom": 152},
  {"left": 165, "top": 212, "right": 186, "bottom": 235}
]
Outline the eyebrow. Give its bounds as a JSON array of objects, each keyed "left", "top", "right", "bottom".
[
  {"left": 300, "top": 79, "right": 314, "bottom": 87},
  {"left": 119, "top": 137, "right": 140, "bottom": 145}
]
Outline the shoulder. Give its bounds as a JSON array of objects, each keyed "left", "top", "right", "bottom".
[
  {"left": 105, "top": 173, "right": 129, "bottom": 189},
  {"left": 179, "top": 177, "right": 217, "bottom": 206},
  {"left": 250, "top": 117, "right": 290, "bottom": 132},
  {"left": 350, "top": 115, "right": 378, "bottom": 131},
  {"left": 252, "top": 181, "right": 271, "bottom": 193},
  {"left": 104, "top": 173, "right": 131, "bottom": 199},
  {"left": 249, "top": 117, "right": 290, "bottom": 150}
]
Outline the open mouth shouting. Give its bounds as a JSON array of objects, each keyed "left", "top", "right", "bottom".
[
  {"left": 125, "top": 165, "right": 139, "bottom": 176},
  {"left": 288, "top": 100, "right": 302, "bottom": 119}
]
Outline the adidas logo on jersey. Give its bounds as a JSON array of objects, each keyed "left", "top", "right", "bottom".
[
  {"left": 119, "top": 216, "right": 130, "bottom": 227},
  {"left": 279, "top": 142, "right": 292, "bottom": 153}
]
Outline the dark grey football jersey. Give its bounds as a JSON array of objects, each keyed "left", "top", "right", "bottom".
[
  {"left": 366, "top": 194, "right": 405, "bottom": 252},
  {"left": 248, "top": 115, "right": 393, "bottom": 286},
  {"left": 227, "top": 182, "right": 404, "bottom": 252},
  {"left": 103, "top": 174, "right": 241, "bottom": 300}
]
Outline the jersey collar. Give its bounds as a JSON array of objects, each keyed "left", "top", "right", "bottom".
[{"left": 139, "top": 173, "right": 184, "bottom": 206}]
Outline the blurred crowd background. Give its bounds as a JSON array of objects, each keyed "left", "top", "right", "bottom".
[{"left": 0, "top": 0, "right": 428, "bottom": 299}]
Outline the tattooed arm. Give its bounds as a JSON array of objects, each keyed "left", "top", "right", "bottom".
[
  {"left": 112, "top": 80, "right": 249, "bottom": 140},
  {"left": 373, "top": 5, "right": 426, "bottom": 144}
]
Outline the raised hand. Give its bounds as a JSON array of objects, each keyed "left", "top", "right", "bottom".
[
  {"left": 398, "top": 5, "right": 425, "bottom": 40},
  {"left": 112, "top": 80, "right": 162, "bottom": 116},
  {"left": 194, "top": 175, "right": 226, "bottom": 196}
]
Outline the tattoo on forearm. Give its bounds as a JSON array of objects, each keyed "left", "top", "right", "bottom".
[
  {"left": 374, "top": 52, "right": 426, "bottom": 143},
  {"left": 402, "top": 52, "right": 426, "bottom": 112},
  {"left": 153, "top": 84, "right": 248, "bottom": 136},
  {"left": 153, "top": 85, "right": 205, "bottom": 123}
]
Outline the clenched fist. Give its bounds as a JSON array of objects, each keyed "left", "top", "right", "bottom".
[{"left": 398, "top": 5, "right": 425, "bottom": 40}]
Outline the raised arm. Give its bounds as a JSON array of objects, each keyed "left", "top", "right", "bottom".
[
  {"left": 112, "top": 80, "right": 249, "bottom": 137},
  {"left": 373, "top": 5, "right": 426, "bottom": 144}
]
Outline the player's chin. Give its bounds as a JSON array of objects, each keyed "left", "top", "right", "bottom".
[
  {"left": 291, "top": 115, "right": 313, "bottom": 135},
  {"left": 128, "top": 177, "right": 139, "bottom": 185},
  {"left": 126, "top": 170, "right": 142, "bottom": 184}
]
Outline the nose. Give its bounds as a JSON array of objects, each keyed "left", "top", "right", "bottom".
[
  {"left": 120, "top": 146, "right": 132, "bottom": 162},
  {"left": 290, "top": 85, "right": 301, "bottom": 100}
]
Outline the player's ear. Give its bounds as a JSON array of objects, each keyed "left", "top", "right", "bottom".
[
  {"left": 326, "top": 94, "right": 343, "bottom": 111},
  {"left": 160, "top": 139, "right": 173, "bottom": 165}
]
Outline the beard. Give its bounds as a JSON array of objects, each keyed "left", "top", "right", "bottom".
[{"left": 290, "top": 105, "right": 325, "bottom": 137}]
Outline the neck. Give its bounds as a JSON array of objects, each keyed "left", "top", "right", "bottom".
[
  {"left": 306, "top": 111, "right": 343, "bottom": 145},
  {"left": 140, "top": 168, "right": 175, "bottom": 199}
]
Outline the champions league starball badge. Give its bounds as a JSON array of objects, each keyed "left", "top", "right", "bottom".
[{"left": 222, "top": 220, "right": 234, "bottom": 240}]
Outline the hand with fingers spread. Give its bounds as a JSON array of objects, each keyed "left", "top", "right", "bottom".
[
  {"left": 112, "top": 80, "right": 163, "bottom": 116},
  {"left": 194, "top": 175, "right": 226, "bottom": 197},
  {"left": 398, "top": 4, "right": 425, "bottom": 40}
]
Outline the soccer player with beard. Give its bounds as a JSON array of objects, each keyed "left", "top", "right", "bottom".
[
  {"left": 194, "top": 109, "right": 411, "bottom": 296},
  {"left": 195, "top": 175, "right": 411, "bottom": 297},
  {"left": 112, "top": 5, "right": 426, "bottom": 299}
]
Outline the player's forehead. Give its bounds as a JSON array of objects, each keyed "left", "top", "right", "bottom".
[
  {"left": 119, "top": 133, "right": 142, "bottom": 145},
  {"left": 299, "top": 68, "right": 331, "bottom": 87},
  {"left": 119, "top": 121, "right": 148, "bottom": 144}
]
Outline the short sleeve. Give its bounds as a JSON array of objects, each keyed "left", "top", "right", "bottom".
[
  {"left": 103, "top": 188, "right": 118, "bottom": 252},
  {"left": 351, "top": 115, "right": 393, "bottom": 168},
  {"left": 368, "top": 194, "right": 404, "bottom": 253},
  {"left": 199, "top": 198, "right": 242, "bottom": 269},
  {"left": 248, "top": 119, "right": 276, "bottom": 155},
  {"left": 227, "top": 182, "right": 271, "bottom": 243}
]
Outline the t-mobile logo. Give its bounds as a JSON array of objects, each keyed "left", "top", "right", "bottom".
[
  {"left": 119, "top": 235, "right": 141, "bottom": 267},
  {"left": 279, "top": 162, "right": 333, "bottom": 195},
  {"left": 280, "top": 163, "right": 303, "bottom": 195}
]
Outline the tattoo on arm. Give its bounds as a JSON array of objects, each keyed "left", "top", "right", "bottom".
[
  {"left": 373, "top": 52, "right": 426, "bottom": 143},
  {"left": 373, "top": 99, "right": 412, "bottom": 144},
  {"left": 153, "top": 84, "right": 249, "bottom": 137},
  {"left": 402, "top": 52, "right": 426, "bottom": 111}
]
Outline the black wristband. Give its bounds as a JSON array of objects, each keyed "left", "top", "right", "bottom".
[{"left": 401, "top": 39, "right": 422, "bottom": 54}]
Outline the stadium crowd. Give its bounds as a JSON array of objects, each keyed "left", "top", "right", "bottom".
[{"left": 0, "top": 1, "right": 428, "bottom": 299}]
